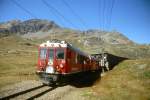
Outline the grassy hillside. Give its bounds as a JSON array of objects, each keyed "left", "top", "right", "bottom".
[
  {"left": 0, "top": 34, "right": 150, "bottom": 88},
  {"left": 0, "top": 36, "right": 38, "bottom": 87},
  {"left": 82, "top": 59, "right": 150, "bottom": 100}
]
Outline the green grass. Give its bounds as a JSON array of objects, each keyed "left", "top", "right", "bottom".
[
  {"left": 143, "top": 71, "right": 150, "bottom": 78},
  {"left": 85, "top": 59, "right": 150, "bottom": 100},
  {"left": 0, "top": 36, "right": 38, "bottom": 87}
]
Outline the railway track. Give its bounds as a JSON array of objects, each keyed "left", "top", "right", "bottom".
[{"left": 0, "top": 84, "right": 57, "bottom": 100}]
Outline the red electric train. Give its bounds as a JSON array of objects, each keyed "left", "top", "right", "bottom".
[{"left": 36, "top": 40, "right": 101, "bottom": 85}]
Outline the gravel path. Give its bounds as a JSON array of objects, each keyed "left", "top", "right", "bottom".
[
  {"left": 10, "top": 86, "right": 51, "bottom": 100},
  {"left": 0, "top": 80, "right": 43, "bottom": 99},
  {"left": 0, "top": 80, "right": 92, "bottom": 100},
  {"left": 36, "top": 85, "right": 76, "bottom": 100}
]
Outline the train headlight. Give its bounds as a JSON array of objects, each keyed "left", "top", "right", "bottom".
[
  {"left": 59, "top": 64, "right": 64, "bottom": 68},
  {"left": 46, "top": 66, "right": 54, "bottom": 73}
]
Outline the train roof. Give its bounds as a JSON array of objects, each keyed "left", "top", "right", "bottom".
[
  {"left": 39, "top": 40, "right": 67, "bottom": 48},
  {"left": 39, "top": 39, "right": 89, "bottom": 57}
]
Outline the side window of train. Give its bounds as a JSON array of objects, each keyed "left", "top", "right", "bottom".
[
  {"left": 56, "top": 49, "right": 64, "bottom": 59},
  {"left": 40, "top": 48, "right": 47, "bottom": 59},
  {"left": 77, "top": 55, "right": 84, "bottom": 64}
]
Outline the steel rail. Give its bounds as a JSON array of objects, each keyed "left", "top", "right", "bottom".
[{"left": 0, "top": 84, "right": 45, "bottom": 99}]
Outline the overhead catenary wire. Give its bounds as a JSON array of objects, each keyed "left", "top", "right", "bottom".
[
  {"left": 102, "top": 0, "right": 106, "bottom": 31},
  {"left": 102, "top": 0, "right": 115, "bottom": 31},
  {"left": 108, "top": 0, "right": 115, "bottom": 30},
  {"left": 62, "top": 0, "right": 88, "bottom": 30},
  {"left": 104, "top": 0, "right": 110, "bottom": 31},
  {"left": 40, "top": 0, "right": 65, "bottom": 27},
  {"left": 99, "top": 0, "right": 102, "bottom": 30},
  {"left": 41, "top": 0, "right": 78, "bottom": 29},
  {"left": 97, "top": 0, "right": 101, "bottom": 40},
  {"left": 98, "top": 0, "right": 115, "bottom": 39},
  {"left": 11, "top": 0, "right": 37, "bottom": 18},
  {"left": 102, "top": 0, "right": 109, "bottom": 31},
  {"left": 61, "top": 0, "right": 88, "bottom": 42}
]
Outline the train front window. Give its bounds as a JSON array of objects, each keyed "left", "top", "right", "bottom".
[
  {"left": 49, "top": 49, "right": 54, "bottom": 60},
  {"left": 56, "top": 49, "right": 64, "bottom": 59},
  {"left": 40, "top": 48, "right": 47, "bottom": 59}
]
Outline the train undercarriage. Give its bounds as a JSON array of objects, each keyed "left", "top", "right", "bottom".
[{"left": 37, "top": 69, "right": 102, "bottom": 86}]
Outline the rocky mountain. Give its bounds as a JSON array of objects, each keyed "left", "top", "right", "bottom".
[
  {"left": 0, "top": 19, "right": 133, "bottom": 45},
  {"left": 0, "top": 19, "right": 60, "bottom": 37},
  {"left": 84, "top": 30, "right": 133, "bottom": 44}
]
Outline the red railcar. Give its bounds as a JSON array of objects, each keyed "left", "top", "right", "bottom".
[{"left": 36, "top": 40, "right": 100, "bottom": 85}]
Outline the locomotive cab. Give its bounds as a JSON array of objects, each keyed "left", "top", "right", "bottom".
[
  {"left": 36, "top": 40, "right": 67, "bottom": 84},
  {"left": 37, "top": 47, "right": 66, "bottom": 74}
]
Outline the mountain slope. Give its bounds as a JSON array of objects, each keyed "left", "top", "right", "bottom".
[
  {"left": 0, "top": 19, "right": 60, "bottom": 36},
  {"left": 0, "top": 19, "right": 132, "bottom": 44},
  {"left": 0, "top": 19, "right": 150, "bottom": 59}
]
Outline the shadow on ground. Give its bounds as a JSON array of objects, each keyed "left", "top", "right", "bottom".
[
  {"left": 68, "top": 70, "right": 102, "bottom": 88},
  {"left": 56, "top": 53, "right": 128, "bottom": 88},
  {"left": 105, "top": 53, "right": 128, "bottom": 70}
]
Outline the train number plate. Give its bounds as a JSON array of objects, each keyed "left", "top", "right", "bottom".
[{"left": 46, "top": 66, "right": 54, "bottom": 73}]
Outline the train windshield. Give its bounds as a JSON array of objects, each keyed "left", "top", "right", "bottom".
[
  {"left": 49, "top": 49, "right": 54, "bottom": 60},
  {"left": 56, "top": 49, "right": 64, "bottom": 59},
  {"left": 40, "top": 48, "right": 47, "bottom": 59}
]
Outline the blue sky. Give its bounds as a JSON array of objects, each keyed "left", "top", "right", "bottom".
[{"left": 0, "top": 0, "right": 150, "bottom": 44}]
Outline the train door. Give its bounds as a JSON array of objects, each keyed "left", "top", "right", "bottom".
[
  {"left": 55, "top": 48, "right": 66, "bottom": 73},
  {"left": 70, "top": 50, "right": 78, "bottom": 72},
  {"left": 45, "top": 48, "right": 54, "bottom": 73},
  {"left": 66, "top": 48, "right": 72, "bottom": 73},
  {"left": 48, "top": 48, "right": 54, "bottom": 65}
]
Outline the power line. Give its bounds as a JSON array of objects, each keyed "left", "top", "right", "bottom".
[
  {"left": 99, "top": 0, "right": 102, "bottom": 30},
  {"left": 108, "top": 0, "right": 115, "bottom": 30},
  {"left": 11, "top": 0, "right": 36, "bottom": 18},
  {"left": 102, "top": 0, "right": 106, "bottom": 31},
  {"left": 104, "top": 0, "right": 110, "bottom": 31},
  {"left": 40, "top": 0, "right": 65, "bottom": 26},
  {"left": 99, "top": 0, "right": 115, "bottom": 31},
  {"left": 62, "top": 0, "right": 88, "bottom": 29},
  {"left": 97, "top": 0, "right": 102, "bottom": 40},
  {"left": 41, "top": 0, "right": 78, "bottom": 29},
  {"left": 100, "top": 0, "right": 105, "bottom": 31}
]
